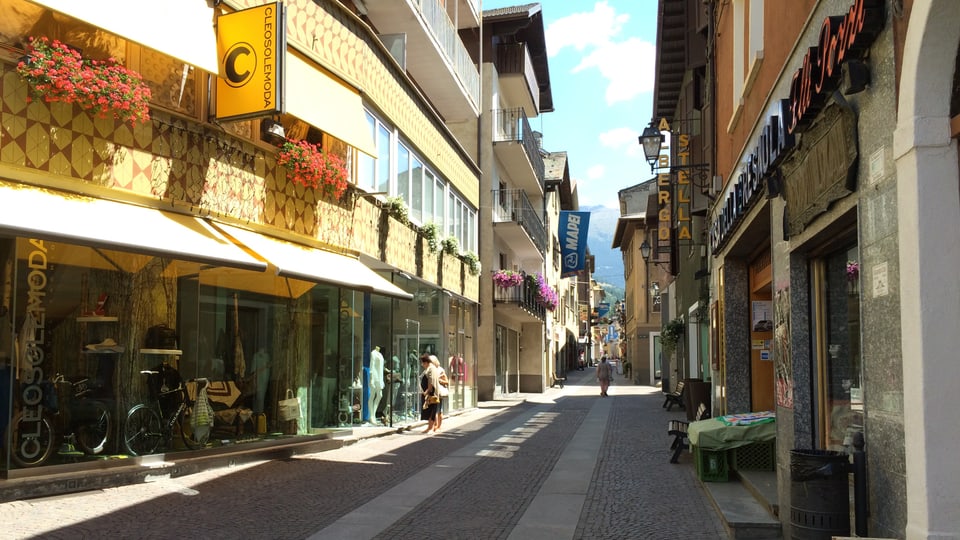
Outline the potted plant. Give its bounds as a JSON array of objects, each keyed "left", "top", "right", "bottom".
[
  {"left": 441, "top": 236, "right": 459, "bottom": 256},
  {"left": 420, "top": 222, "right": 441, "bottom": 254},
  {"left": 383, "top": 196, "right": 409, "bottom": 224},
  {"left": 16, "top": 36, "right": 152, "bottom": 124},
  {"left": 277, "top": 139, "right": 348, "bottom": 199},
  {"left": 462, "top": 251, "right": 480, "bottom": 276},
  {"left": 661, "top": 317, "right": 685, "bottom": 355},
  {"left": 492, "top": 269, "right": 524, "bottom": 288}
]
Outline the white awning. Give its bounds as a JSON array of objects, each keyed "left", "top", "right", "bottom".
[
  {"left": 216, "top": 224, "right": 413, "bottom": 300},
  {"left": 285, "top": 53, "right": 377, "bottom": 157},
  {"left": 30, "top": 0, "right": 219, "bottom": 74},
  {"left": 0, "top": 182, "right": 266, "bottom": 272}
]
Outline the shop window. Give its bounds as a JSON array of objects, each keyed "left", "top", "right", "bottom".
[
  {"left": 0, "top": 234, "right": 372, "bottom": 469},
  {"left": 813, "top": 245, "right": 863, "bottom": 452}
]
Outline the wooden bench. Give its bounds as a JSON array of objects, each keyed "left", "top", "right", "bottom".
[
  {"left": 668, "top": 403, "right": 709, "bottom": 463},
  {"left": 551, "top": 373, "right": 566, "bottom": 389},
  {"left": 662, "top": 380, "right": 686, "bottom": 411}
]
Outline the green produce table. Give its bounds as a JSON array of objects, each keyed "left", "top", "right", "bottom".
[{"left": 688, "top": 412, "right": 776, "bottom": 450}]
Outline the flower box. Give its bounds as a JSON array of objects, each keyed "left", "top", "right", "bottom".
[
  {"left": 17, "top": 36, "right": 152, "bottom": 124},
  {"left": 492, "top": 270, "right": 523, "bottom": 288},
  {"left": 277, "top": 140, "right": 348, "bottom": 199}
]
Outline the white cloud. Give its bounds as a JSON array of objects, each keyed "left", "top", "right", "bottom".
[
  {"left": 545, "top": 3, "right": 656, "bottom": 105},
  {"left": 571, "top": 38, "right": 656, "bottom": 104},
  {"left": 598, "top": 127, "right": 640, "bottom": 156},
  {"left": 545, "top": 1, "right": 628, "bottom": 57},
  {"left": 587, "top": 164, "right": 605, "bottom": 180}
]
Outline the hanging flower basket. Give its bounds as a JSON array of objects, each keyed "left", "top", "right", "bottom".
[
  {"left": 492, "top": 269, "right": 523, "bottom": 288},
  {"left": 534, "top": 272, "right": 559, "bottom": 311},
  {"left": 16, "top": 36, "right": 152, "bottom": 124},
  {"left": 277, "top": 139, "right": 348, "bottom": 199}
]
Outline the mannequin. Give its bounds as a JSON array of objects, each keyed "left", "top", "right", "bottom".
[
  {"left": 367, "top": 345, "right": 385, "bottom": 423},
  {"left": 251, "top": 348, "right": 270, "bottom": 415}
]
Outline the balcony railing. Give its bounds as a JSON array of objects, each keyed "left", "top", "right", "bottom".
[
  {"left": 419, "top": 0, "right": 481, "bottom": 107},
  {"left": 492, "top": 274, "right": 546, "bottom": 320},
  {"left": 495, "top": 43, "right": 540, "bottom": 113},
  {"left": 492, "top": 188, "right": 546, "bottom": 254},
  {"left": 493, "top": 107, "right": 545, "bottom": 183}
]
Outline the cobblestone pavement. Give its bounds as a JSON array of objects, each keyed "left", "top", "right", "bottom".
[{"left": 0, "top": 370, "right": 727, "bottom": 539}]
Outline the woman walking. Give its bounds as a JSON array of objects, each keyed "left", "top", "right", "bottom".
[
  {"left": 419, "top": 354, "right": 440, "bottom": 433},
  {"left": 597, "top": 355, "right": 612, "bottom": 397}
]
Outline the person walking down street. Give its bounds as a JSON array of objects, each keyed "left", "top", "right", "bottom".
[
  {"left": 430, "top": 355, "right": 449, "bottom": 433},
  {"left": 419, "top": 355, "right": 440, "bottom": 433},
  {"left": 597, "top": 355, "right": 612, "bottom": 397}
]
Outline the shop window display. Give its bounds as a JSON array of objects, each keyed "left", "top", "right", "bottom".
[{"left": 0, "top": 236, "right": 365, "bottom": 469}]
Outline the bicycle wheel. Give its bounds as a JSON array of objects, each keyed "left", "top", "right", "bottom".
[
  {"left": 76, "top": 401, "right": 112, "bottom": 455},
  {"left": 123, "top": 404, "right": 162, "bottom": 456},
  {"left": 9, "top": 411, "right": 55, "bottom": 467},
  {"left": 178, "top": 414, "right": 209, "bottom": 450}
]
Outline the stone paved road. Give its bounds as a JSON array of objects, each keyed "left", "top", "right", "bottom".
[{"left": 0, "top": 370, "right": 727, "bottom": 539}]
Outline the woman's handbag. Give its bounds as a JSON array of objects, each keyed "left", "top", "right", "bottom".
[
  {"left": 425, "top": 394, "right": 441, "bottom": 406},
  {"left": 278, "top": 389, "right": 301, "bottom": 421}
]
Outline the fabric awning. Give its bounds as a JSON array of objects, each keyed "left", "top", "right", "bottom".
[
  {"left": 216, "top": 224, "right": 413, "bottom": 301},
  {"left": 31, "top": 0, "right": 219, "bottom": 74},
  {"left": 0, "top": 182, "right": 266, "bottom": 272},
  {"left": 285, "top": 53, "right": 377, "bottom": 157}
]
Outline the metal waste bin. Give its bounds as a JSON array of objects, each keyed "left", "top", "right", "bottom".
[
  {"left": 790, "top": 449, "right": 850, "bottom": 540},
  {"left": 685, "top": 380, "right": 710, "bottom": 421}
]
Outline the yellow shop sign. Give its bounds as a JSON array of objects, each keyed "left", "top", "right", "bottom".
[{"left": 216, "top": 2, "right": 285, "bottom": 120}]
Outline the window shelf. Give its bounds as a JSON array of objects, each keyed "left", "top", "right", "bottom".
[{"left": 139, "top": 348, "right": 182, "bottom": 355}]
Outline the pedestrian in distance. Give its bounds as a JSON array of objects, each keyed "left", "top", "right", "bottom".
[
  {"left": 597, "top": 354, "right": 612, "bottom": 397},
  {"left": 430, "top": 355, "right": 449, "bottom": 433},
  {"left": 419, "top": 354, "right": 440, "bottom": 433}
]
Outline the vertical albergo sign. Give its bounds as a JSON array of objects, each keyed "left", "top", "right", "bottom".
[
  {"left": 216, "top": 2, "right": 285, "bottom": 121},
  {"left": 559, "top": 211, "right": 590, "bottom": 277}
]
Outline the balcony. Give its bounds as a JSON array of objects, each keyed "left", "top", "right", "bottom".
[
  {"left": 493, "top": 189, "right": 546, "bottom": 257},
  {"left": 493, "top": 108, "right": 545, "bottom": 196},
  {"left": 493, "top": 276, "right": 546, "bottom": 322},
  {"left": 495, "top": 43, "right": 540, "bottom": 117},
  {"left": 364, "top": 0, "right": 480, "bottom": 122}
]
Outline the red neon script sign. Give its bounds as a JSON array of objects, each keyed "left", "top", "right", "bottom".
[{"left": 787, "top": 0, "right": 884, "bottom": 134}]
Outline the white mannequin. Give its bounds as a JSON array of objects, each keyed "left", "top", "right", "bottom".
[{"left": 368, "top": 346, "right": 385, "bottom": 422}]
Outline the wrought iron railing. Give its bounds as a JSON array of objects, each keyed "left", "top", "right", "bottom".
[
  {"left": 492, "top": 189, "right": 546, "bottom": 254},
  {"left": 492, "top": 107, "right": 545, "bottom": 184},
  {"left": 492, "top": 273, "right": 546, "bottom": 320}
]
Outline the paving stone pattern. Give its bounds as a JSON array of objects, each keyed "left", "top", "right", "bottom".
[{"left": 0, "top": 371, "right": 728, "bottom": 539}]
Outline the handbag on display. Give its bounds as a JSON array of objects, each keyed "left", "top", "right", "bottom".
[{"left": 278, "top": 389, "right": 301, "bottom": 421}]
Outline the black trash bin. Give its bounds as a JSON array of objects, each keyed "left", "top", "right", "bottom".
[
  {"left": 685, "top": 380, "right": 710, "bottom": 421},
  {"left": 790, "top": 449, "right": 850, "bottom": 540}
]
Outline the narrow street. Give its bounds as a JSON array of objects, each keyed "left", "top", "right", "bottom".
[{"left": 0, "top": 371, "right": 726, "bottom": 539}]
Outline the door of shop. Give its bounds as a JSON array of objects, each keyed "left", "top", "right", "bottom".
[{"left": 750, "top": 251, "right": 775, "bottom": 411}]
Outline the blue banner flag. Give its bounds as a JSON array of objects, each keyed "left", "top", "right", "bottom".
[{"left": 559, "top": 211, "right": 590, "bottom": 276}]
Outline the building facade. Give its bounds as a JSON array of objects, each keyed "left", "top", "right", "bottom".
[
  {"left": 652, "top": 0, "right": 960, "bottom": 537},
  {"left": 0, "top": 0, "right": 483, "bottom": 490},
  {"left": 476, "top": 4, "right": 555, "bottom": 400},
  {"left": 612, "top": 180, "right": 664, "bottom": 386}
]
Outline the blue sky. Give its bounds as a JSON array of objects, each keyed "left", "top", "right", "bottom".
[{"left": 482, "top": 0, "right": 659, "bottom": 209}]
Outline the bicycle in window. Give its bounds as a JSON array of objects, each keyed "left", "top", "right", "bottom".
[
  {"left": 122, "top": 364, "right": 209, "bottom": 456},
  {"left": 6, "top": 373, "right": 113, "bottom": 468}
]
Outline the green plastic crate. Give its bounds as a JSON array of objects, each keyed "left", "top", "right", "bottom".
[
  {"left": 731, "top": 441, "right": 776, "bottom": 471},
  {"left": 694, "top": 445, "right": 729, "bottom": 482}
]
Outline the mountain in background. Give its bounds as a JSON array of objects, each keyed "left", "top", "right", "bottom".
[{"left": 584, "top": 205, "right": 625, "bottom": 301}]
